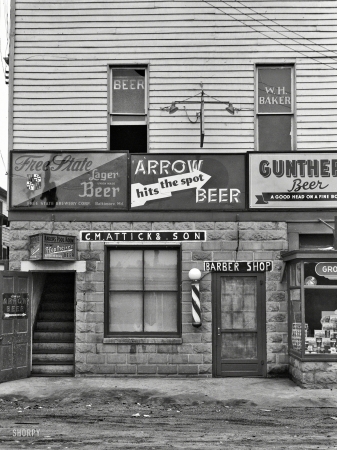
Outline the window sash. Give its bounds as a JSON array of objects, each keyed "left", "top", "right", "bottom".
[
  {"left": 107, "top": 248, "right": 180, "bottom": 336},
  {"left": 256, "top": 65, "right": 295, "bottom": 151},
  {"left": 110, "top": 66, "right": 147, "bottom": 125}
]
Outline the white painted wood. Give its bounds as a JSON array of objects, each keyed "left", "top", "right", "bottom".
[{"left": 10, "top": 0, "right": 337, "bottom": 152}]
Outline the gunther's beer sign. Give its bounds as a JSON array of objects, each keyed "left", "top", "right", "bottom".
[
  {"left": 249, "top": 152, "right": 337, "bottom": 209},
  {"left": 130, "top": 154, "right": 245, "bottom": 210},
  {"left": 10, "top": 151, "right": 128, "bottom": 210}
]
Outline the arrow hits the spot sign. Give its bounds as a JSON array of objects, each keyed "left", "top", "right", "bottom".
[{"left": 131, "top": 170, "right": 211, "bottom": 207}]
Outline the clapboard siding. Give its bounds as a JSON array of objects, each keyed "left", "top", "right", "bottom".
[{"left": 11, "top": 0, "right": 337, "bottom": 152}]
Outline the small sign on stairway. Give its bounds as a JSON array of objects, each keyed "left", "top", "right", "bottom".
[{"left": 2, "top": 293, "right": 28, "bottom": 319}]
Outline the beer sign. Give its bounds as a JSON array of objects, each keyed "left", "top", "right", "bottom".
[{"left": 29, "top": 234, "right": 77, "bottom": 261}]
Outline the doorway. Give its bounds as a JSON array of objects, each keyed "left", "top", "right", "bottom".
[
  {"left": 213, "top": 273, "right": 266, "bottom": 377},
  {"left": 31, "top": 272, "right": 75, "bottom": 376}
]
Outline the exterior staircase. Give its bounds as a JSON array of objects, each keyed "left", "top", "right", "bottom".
[{"left": 31, "top": 273, "right": 75, "bottom": 376}]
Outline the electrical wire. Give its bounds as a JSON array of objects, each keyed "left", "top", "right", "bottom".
[
  {"left": 232, "top": 0, "right": 337, "bottom": 61},
  {"left": 201, "top": 0, "right": 337, "bottom": 70}
]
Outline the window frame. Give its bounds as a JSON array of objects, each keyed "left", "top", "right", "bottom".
[
  {"left": 285, "top": 252, "right": 337, "bottom": 362},
  {"left": 109, "top": 65, "right": 148, "bottom": 126},
  {"left": 104, "top": 245, "right": 182, "bottom": 338},
  {"left": 108, "top": 64, "right": 149, "bottom": 152},
  {"left": 255, "top": 64, "right": 296, "bottom": 152}
]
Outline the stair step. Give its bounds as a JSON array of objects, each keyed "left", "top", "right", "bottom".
[
  {"left": 37, "top": 311, "right": 74, "bottom": 321},
  {"left": 35, "top": 321, "right": 74, "bottom": 332},
  {"left": 32, "top": 353, "right": 74, "bottom": 364},
  {"left": 33, "top": 331, "right": 74, "bottom": 342},
  {"left": 40, "top": 302, "right": 74, "bottom": 311},
  {"left": 33, "top": 342, "right": 74, "bottom": 353},
  {"left": 31, "top": 365, "right": 74, "bottom": 376}
]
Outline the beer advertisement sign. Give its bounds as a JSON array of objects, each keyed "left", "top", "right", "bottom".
[
  {"left": 10, "top": 151, "right": 128, "bottom": 210},
  {"left": 130, "top": 154, "right": 245, "bottom": 210},
  {"left": 249, "top": 152, "right": 337, "bottom": 209}
]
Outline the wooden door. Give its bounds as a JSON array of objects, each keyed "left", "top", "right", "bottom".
[
  {"left": 213, "top": 273, "right": 266, "bottom": 377},
  {"left": 0, "top": 272, "right": 31, "bottom": 382}
]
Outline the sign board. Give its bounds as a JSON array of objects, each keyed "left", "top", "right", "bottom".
[
  {"left": 81, "top": 230, "right": 206, "bottom": 242},
  {"left": 257, "top": 67, "right": 292, "bottom": 114},
  {"left": 10, "top": 151, "right": 128, "bottom": 211},
  {"left": 204, "top": 261, "right": 273, "bottom": 272},
  {"left": 315, "top": 262, "right": 337, "bottom": 280},
  {"left": 249, "top": 152, "right": 337, "bottom": 209},
  {"left": 130, "top": 154, "right": 245, "bottom": 210},
  {"left": 3, "top": 293, "right": 28, "bottom": 319},
  {"left": 29, "top": 234, "right": 77, "bottom": 260},
  {"left": 112, "top": 68, "right": 145, "bottom": 115}
]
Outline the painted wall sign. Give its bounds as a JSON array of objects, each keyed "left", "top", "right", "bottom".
[
  {"left": 3, "top": 293, "right": 28, "bottom": 319},
  {"left": 29, "top": 234, "right": 77, "bottom": 261},
  {"left": 130, "top": 154, "right": 245, "bottom": 210},
  {"left": 204, "top": 261, "right": 273, "bottom": 272},
  {"left": 315, "top": 262, "right": 337, "bottom": 280},
  {"left": 257, "top": 67, "right": 292, "bottom": 114},
  {"left": 249, "top": 152, "right": 337, "bottom": 209},
  {"left": 10, "top": 151, "right": 128, "bottom": 210},
  {"left": 81, "top": 230, "right": 206, "bottom": 242}
]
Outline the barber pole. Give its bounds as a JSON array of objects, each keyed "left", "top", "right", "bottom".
[{"left": 189, "top": 268, "right": 202, "bottom": 328}]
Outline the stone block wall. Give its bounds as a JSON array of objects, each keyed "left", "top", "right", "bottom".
[
  {"left": 289, "top": 356, "right": 337, "bottom": 388},
  {"left": 9, "top": 220, "right": 289, "bottom": 377}
]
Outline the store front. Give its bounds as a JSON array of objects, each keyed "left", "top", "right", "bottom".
[
  {"left": 282, "top": 250, "right": 337, "bottom": 388},
  {"left": 6, "top": 150, "right": 337, "bottom": 386}
]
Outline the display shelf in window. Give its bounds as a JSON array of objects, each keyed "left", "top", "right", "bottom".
[{"left": 282, "top": 250, "right": 337, "bottom": 360}]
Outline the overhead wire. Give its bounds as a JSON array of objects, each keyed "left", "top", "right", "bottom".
[
  {"left": 201, "top": 0, "right": 337, "bottom": 70},
  {"left": 232, "top": 0, "right": 337, "bottom": 61}
]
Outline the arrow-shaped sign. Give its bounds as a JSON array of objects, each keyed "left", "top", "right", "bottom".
[
  {"left": 131, "top": 170, "right": 211, "bottom": 207},
  {"left": 4, "top": 313, "right": 27, "bottom": 318}
]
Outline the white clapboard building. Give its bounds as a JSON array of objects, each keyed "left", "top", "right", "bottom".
[{"left": 2, "top": 0, "right": 337, "bottom": 387}]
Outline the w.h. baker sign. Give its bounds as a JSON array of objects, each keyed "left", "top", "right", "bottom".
[
  {"left": 249, "top": 152, "right": 337, "bottom": 209},
  {"left": 131, "top": 154, "right": 245, "bottom": 210}
]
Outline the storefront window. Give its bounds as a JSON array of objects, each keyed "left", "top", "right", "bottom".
[
  {"left": 106, "top": 247, "right": 180, "bottom": 336},
  {"left": 287, "top": 256, "right": 337, "bottom": 358}
]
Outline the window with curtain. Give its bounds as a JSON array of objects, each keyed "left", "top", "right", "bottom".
[{"left": 106, "top": 247, "right": 180, "bottom": 336}]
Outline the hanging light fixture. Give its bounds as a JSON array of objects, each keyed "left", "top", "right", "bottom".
[
  {"left": 169, "top": 102, "right": 179, "bottom": 114},
  {"left": 161, "top": 83, "right": 238, "bottom": 147},
  {"left": 225, "top": 103, "right": 235, "bottom": 115}
]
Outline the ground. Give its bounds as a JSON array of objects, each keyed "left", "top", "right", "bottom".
[{"left": 0, "top": 387, "right": 337, "bottom": 449}]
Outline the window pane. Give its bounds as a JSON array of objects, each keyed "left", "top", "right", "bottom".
[
  {"left": 109, "top": 250, "right": 143, "bottom": 290},
  {"left": 144, "top": 292, "right": 177, "bottom": 332},
  {"left": 144, "top": 250, "right": 178, "bottom": 290},
  {"left": 221, "top": 277, "right": 257, "bottom": 330},
  {"left": 290, "top": 289, "right": 302, "bottom": 352},
  {"left": 110, "top": 125, "right": 147, "bottom": 152},
  {"left": 258, "top": 115, "right": 291, "bottom": 151},
  {"left": 258, "top": 67, "right": 292, "bottom": 113},
  {"left": 109, "top": 292, "right": 143, "bottom": 332},
  {"left": 112, "top": 69, "right": 145, "bottom": 114},
  {"left": 221, "top": 332, "right": 257, "bottom": 359},
  {"left": 305, "top": 289, "right": 337, "bottom": 355}
]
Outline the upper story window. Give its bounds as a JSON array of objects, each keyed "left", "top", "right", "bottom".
[
  {"left": 109, "top": 66, "right": 148, "bottom": 153},
  {"left": 256, "top": 65, "right": 295, "bottom": 152}
]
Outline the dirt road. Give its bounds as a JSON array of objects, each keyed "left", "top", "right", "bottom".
[{"left": 0, "top": 387, "right": 337, "bottom": 449}]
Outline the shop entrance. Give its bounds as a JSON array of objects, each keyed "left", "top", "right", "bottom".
[
  {"left": 31, "top": 272, "right": 75, "bottom": 377},
  {"left": 213, "top": 273, "right": 266, "bottom": 377}
]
